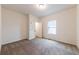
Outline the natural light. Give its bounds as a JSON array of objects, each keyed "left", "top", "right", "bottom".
[{"left": 48, "top": 20, "right": 56, "bottom": 34}]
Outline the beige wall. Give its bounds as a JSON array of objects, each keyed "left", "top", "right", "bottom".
[
  {"left": 0, "top": 5, "right": 1, "bottom": 53},
  {"left": 2, "top": 7, "right": 41, "bottom": 44},
  {"left": 28, "top": 14, "right": 36, "bottom": 39},
  {"left": 77, "top": 5, "right": 79, "bottom": 48},
  {"left": 2, "top": 7, "right": 28, "bottom": 44},
  {"left": 20, "top": 14, "right": 28, "bottom": 40},
  {"left": 41, "top": 7, "right": 76, "bottom": 45}
]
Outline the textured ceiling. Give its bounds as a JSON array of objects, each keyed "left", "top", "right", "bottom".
[{"left": 2, "top": 4, "right": 76, "bottom": 17}]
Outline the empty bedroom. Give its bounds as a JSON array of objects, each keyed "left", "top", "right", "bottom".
[{"left": 0, "top": 4, "right": 79, "bottom": 55}]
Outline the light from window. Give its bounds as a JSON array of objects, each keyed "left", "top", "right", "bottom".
[{"left": 48, "top": 20, "right": 56, "bottom": 34}]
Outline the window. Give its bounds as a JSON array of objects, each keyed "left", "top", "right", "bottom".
[{"left": 48, "top": 20, "right": 56, "bottom": 34}]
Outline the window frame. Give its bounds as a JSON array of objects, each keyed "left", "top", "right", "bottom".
[{"left": 47, "top": 20, "right": 56, "bottom": 35}]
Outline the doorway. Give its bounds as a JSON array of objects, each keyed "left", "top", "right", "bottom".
[{"left": 35, "top": 22, "right": 42, "bottom": 38}]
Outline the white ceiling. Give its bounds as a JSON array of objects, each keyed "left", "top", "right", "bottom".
[{"left": 2, "top": 4, "right": 76, "bottom": 17}]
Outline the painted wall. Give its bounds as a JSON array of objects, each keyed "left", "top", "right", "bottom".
[
  {"left": 41, "top": 7, "right": 76, "bottom": 45},
  {"left": 2, "top": 7, "right": 28, "bottom": 45},
  {"left": 0, "top": 5, "right": 1, "bottom": 53},
  {"left": 2, "top": 7, "right": 41, "bottom": 44},
  {"left": 20, "top": 14, "right": 28, "bottom": 40},
  {"left": 77, "top": 5, "right": 79, "bottom": 48}
]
